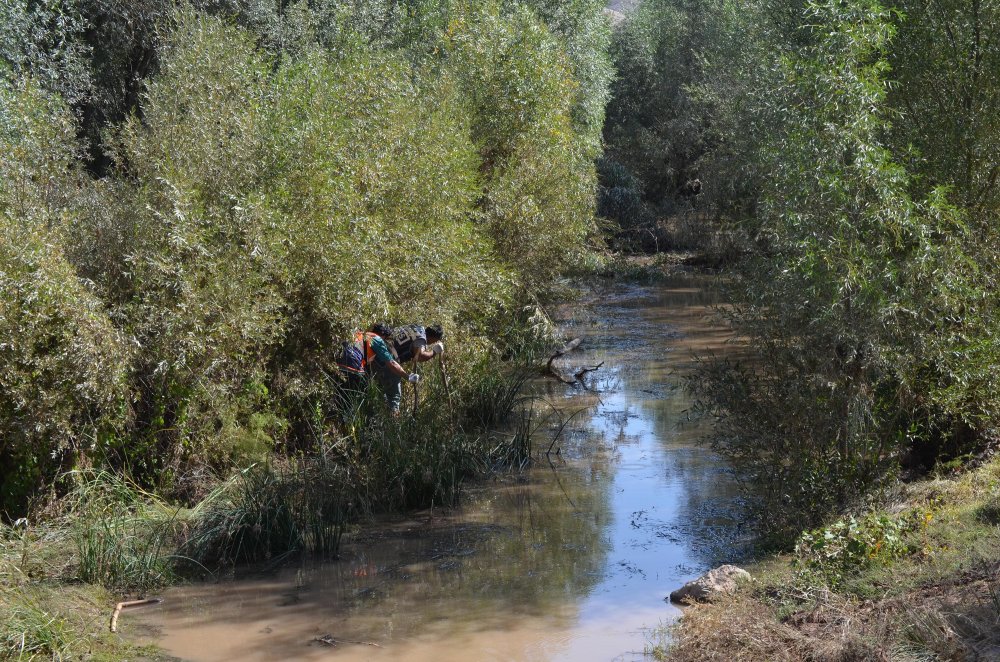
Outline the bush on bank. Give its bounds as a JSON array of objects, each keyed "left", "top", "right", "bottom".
[{"left": 0, "top": 1, "right": 612, "bottom": 517}]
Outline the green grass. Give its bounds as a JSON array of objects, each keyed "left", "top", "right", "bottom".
[
  {"left": 181, "top": 459, "right": 350, "bottom": 567},
  {"left": 0, "top": 583, "right": 165, "bottom": 661},
  {"left": 64, "top": 471, "right": 179, "bottom": 592}
]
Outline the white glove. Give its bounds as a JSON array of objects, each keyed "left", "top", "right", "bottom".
[
  {"left": 428, "top": 341, "right": 444, "bottom": 356},
  {"left": 408, "top": 373, "right": 421, "bottom": 384}
]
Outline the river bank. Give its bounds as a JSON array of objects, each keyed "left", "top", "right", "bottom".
[{"left": 658, "top": 455, "right": 1000, "bottom": 660}]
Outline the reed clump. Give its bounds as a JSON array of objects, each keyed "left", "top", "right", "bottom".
[
  {"left": 181, "top": 459, "right": 351, "bottom": 567},
  {"left": 64, "top": 471, "right": 179, "bottom": 592}
]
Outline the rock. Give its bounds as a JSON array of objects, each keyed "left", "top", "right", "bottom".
[{"left": 668, "top": 564, "right": 751, "bottom": 604}]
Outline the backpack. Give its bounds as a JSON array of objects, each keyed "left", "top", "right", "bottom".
[
  {"left": 337, "top": 331, "right": 375, "bottom": 375},
  {"left": 337, "top": 340, "right": 366, "bottom": 375},
  {"left": 391, "top": 325, "right": 426, "bottom": 363}
]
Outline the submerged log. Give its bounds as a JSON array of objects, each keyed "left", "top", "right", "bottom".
[
  {"left": 574, "top": 362, "right": 604, "bottom": 381},
  {"left": 550, "top": 368, "right": 578, "bottom": 384},
  {"left": 547, "top": 338, "right": 582, "bottom": 367}
]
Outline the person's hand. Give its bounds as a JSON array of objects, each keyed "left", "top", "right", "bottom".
[
  {"left": 428, "top": 341, "right": 444, "bottom": 356},
  {"left": 408, "top": 373, "right": 421, "bottom": 384}
]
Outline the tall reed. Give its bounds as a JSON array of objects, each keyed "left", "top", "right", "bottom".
[
  {"left": 181, "top": 459, "right": 351, "bottom": 566},
  {"left": 66, "top": 471, "right": 177, "bottom": 592}
]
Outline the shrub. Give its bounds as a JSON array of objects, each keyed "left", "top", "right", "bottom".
[
  {"left": 690, "top": 0, "right": 997, "bottom": 543},
  {"left": 0, "top": 78, "right": 128, "bottom": 516},
  {"left": 1, "top": 0, "right": 607, "bottom": 516},
  {"left": 446, "top": 2, "right": 597, "bottom": 286}
]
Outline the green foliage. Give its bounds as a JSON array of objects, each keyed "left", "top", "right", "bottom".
[
  {"left": 682, "top": 0, "right": 1000, "bottom": 544},
  {"left": 0, "top": 0, "right": 93, "bottom": 107},
  {"left": 597, "top": 157, "right": 653, "bottom": 240},
  {"left": 889, "top": 0, "right": 1000, "bottom": 215},
  {"left": 104, "top": 11, "right": 287, "bottom": 479},
  {"left": 0, "top": 79, "right": 128, "bottom": 515},
  {"left": 516, "top": 0, "right": 613, "bottom": 159},
  {"left": 603, "top": 0, "right": 718, "bottom": 210},
  {"left": 793, "top": 510, "right": 921, "bottom": 587},
  {"left": 446, "top": 2, "right": 597, "bottom": 286},
  {"left": 182, "top": 459, "right": 350, "bottom": 565},
  {"left": 0, "top": 0, "right": 608, "bottom": 517}
]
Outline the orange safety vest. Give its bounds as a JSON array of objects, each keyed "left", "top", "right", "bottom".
[{"left": 355, "top": 331, "right": 379, "bottom": 368}]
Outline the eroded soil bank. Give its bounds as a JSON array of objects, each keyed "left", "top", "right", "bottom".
[{"left": 130, "top": 275, "right": 747, "bottom": 661}]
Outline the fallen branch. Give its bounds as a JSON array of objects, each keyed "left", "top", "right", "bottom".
[
  {"left": 549, "top": 367, "right": 578, "bottom": 384},
  {"left": 109, "top": 598, "right": 162, "bottom": 633},
  {"left": 574, "top": 361, "right": 604, "bottom": 381},
  {"left": 547, "top": 338, "right": 583, "bottom": 384},
  {"left": 313, "top": 634, "right": 383, "bottom": 648},
  {"left": 546, "top": 338, "right": 582, "bottom": 371}
]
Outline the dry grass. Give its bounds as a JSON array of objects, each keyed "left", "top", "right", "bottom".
[
  {"left": 666, "top": 578, "right": 1000, "bottom": 661},
  {"left": 663, "top": 595, "right": 805, "bottom": 661}
]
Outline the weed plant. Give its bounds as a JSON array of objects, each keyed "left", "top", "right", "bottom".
[
  {"left": 0, "top": 586, "right": 78, "bottom": 660},
  {"left": 461, "top": 365, "right": 536, "bottom": 432}
]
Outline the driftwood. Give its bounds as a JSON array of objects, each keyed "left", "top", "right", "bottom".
[
  {"left": 109, "top": 598, "right": 162, "bottom": 633},
  {"left": 313, "top": 634, "right": 383, "bottom": 648},
  {"left": 547, "top": 338, "right": 582, "bottom": 383},
  {"left": 547, "top": 338, "right": 582, "bottom": 368},
  {"left": 550, "top": 368, "right": 577, "bottom": 384}
]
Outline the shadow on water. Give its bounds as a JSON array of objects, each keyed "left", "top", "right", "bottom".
[{"left": 132, "top": 274, "right": 748, "bottom": 662}]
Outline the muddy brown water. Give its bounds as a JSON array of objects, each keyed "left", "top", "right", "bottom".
[{"left": 132, "top": 275, "right": 747, "bottom": 661}]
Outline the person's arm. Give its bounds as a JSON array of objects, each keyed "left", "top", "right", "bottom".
[
  {"left": 415, "top": 340, "right": 444, "bottom": 363},
  {"left": 372, "top": 336, "right": 418, "bottom": 380},
  {"left": 386, "top": 360, "right": 410, "bottom": 378}
]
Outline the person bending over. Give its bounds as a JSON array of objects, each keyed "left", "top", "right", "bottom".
[{"left": 368, "top": 323, "right": 423, "bottom": 416}]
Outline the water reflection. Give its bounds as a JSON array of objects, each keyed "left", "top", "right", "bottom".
[{"left": 134, "top": 275, "right": 743, "bottom": 662}]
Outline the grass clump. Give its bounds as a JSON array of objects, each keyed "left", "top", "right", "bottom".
[
  {"left": 64, "top": 471, "right": 179, "bottom": 593},
  {"left": 182, "top": 459, "right": 350, "bottom": 567},
  {"left": 975, "top": 494, "right": 1000, "bottom": 526}
]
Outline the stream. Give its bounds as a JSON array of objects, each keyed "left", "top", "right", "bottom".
[{"left": 133, "top": 275, "right": 747, "bottom": 661}]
